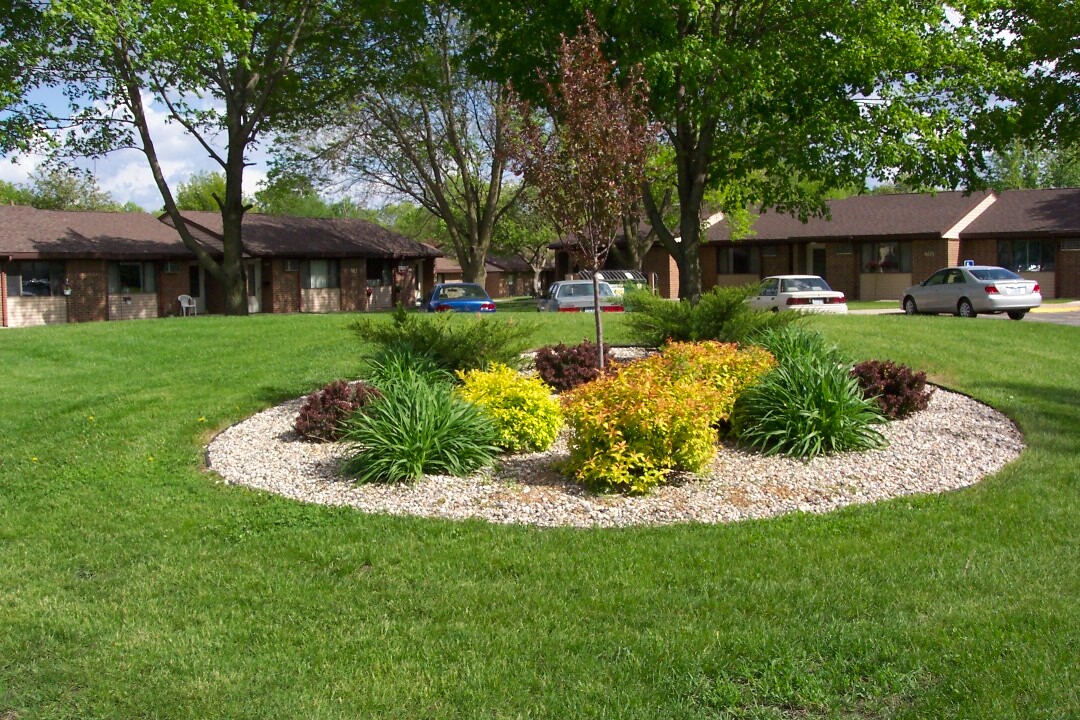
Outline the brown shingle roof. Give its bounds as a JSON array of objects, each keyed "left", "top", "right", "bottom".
[
  {"left": 960, "top": 188, "right": 1080, "bottom": 238},
  {"left": 0, "top": 205, "right": 196, "bottom": 259},
  {"left": 165, "top": 211, "right": 441, "bottom": 259},
  {"left": 706, "top": 191, "right": 994, "bottom": 243}
]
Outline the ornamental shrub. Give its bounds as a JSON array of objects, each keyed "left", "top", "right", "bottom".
[
  {"left": 351, "top": 304, "right": 534, "bottom": 373},
  {"left": 623, "top": 285, "right": 800, "bottom": 346},
  {"left": 457, "top": 364, "right": 563, "bottom": 452},
  {"left": 732, "top": 341, "right": 886, "bottom": 459},
  {"left": 341, "top": 373, "right": 499, "bottom": 484},
  {"left": 533, "top": 340, "right": 614, "bottom": 393},
  {"left": 294, "top": 380, "right": 382, "bottom": 442},
  {"left": 851, "top": 359, "right": 934, "bottom": 420},
  {"left": 561, "top": 342, "right": 776, "bottom": 493}
]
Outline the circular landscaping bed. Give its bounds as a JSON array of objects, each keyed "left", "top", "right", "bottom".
[{"left": 207, "top": 383, "right": 1023, "bottom": 528}]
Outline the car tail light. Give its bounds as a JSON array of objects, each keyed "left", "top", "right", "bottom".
[
  {"left": 601, "top": 305, "right": 624, "bottom": 313},
  {"left": 1033, "top": 283, "right": 1040, "bottom": 293},
  {"left": 824, "top": 295, "right": 845, "bottom": 304},
  {"left": 984, "top": 284, "right": 999, "bottom": 294},
  {"left": 434, "top": 303, "right": 453, "bottom": 311},
  {"left": 481, "top": 302, "right": 496, "bottom": 311},
  {"left": 786, "top": 297, "right": 810, "bottom": 305},
  {"left": 557, "top": 307, "right": 580, "bottom": 313}
]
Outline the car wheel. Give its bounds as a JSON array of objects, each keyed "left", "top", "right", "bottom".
[
  {"left": 903, "top": 296, "right": 918, "bottom": 315},
  {"left": 770, "top": 306, "right": 779, "bottom": 313},
  {"left": 1007, "top": 310, "right": 1027, "bottom": 321},
  {"left": 957, "top": 298, "right": 977, "bottom": 318}
]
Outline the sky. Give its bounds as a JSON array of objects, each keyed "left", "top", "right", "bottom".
[{"left": 0, "top": 91, "right": 271, "bottom": 212}]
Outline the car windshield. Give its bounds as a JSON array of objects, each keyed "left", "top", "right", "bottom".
[
  {"left": 969, "top": 268, "right": 1022, "bottom": 281},
  {"left": 439, "top": 284, "right": 487, "bottom": 300},
  {"left": 781, "top": 277, "right": 831, "bottom": 292},
  {"left": 558, "top": 282, "right": 615, "bottom": 298}
]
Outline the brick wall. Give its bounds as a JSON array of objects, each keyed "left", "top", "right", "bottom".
[
  {"left": 1060, "top": 244, "right": 1080, "bottom": 298},
  {"left": 911, "top": 239, "right": 950, "bottom": 285},
  {"left": 158, "top": 262, "right": 190, "bottom": 317},
  {"left": 761, "top": 246, "right": 791, "bottom": 277},
  {"left": 269, "top": 259, "right": 301, "bottom": 313},
  {"left": 825, "top": 245, "right": 858, "bottom": 300},
  {"left": 642, "top": 246, "right": 678, "bottom": 298},
  {"left": 1, "top": 262, "right": 7, "bottom": 327},
  {"left": 66, "top": 259, "right": 108, "bottom": 323},
  {"left": 700, "top": 245, "right": 718, "bottom": 291},
  {"left": 301, "top": 288, "right": 342, "bottom": 313},
  {"left": 959, "top": 238, "right": 997, "bottom": 266},
  {"left": 205, "top": 274, "right": 226, "bottom": 314},
  {"left": 341, "top": 258, "right": 365, "bottom": 312},
  {"left": 485, "top": 272, "right": 510, "bottom": 298},
  {"left": 421, "top": 259, "right": 436, "bottom": 299}
]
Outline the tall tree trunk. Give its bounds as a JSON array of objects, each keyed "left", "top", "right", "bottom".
[{"left": 220, "top": 144, "right": 250, "bottom": 315}]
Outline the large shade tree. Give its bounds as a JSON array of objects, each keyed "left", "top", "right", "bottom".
[
  {"left": 460, "top": 0, "right": 1003, "bottom": 302},
  {"left": 280, "top": 1, "right": 520, "bottom": 288},
  {"left": 507, "top": 17, "right": 656, "bottom": 367},
  {"left": 19, "top": 0, "right": 394, "bottom": 314}
]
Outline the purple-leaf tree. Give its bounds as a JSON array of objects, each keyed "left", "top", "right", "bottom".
[{"left": 506, "top": 16, "right": 657, "bottom": 369}]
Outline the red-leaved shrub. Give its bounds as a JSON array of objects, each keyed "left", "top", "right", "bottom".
[
  {"left": 534, "top": 340, "right": 614, "bottom": 392},
  {"left": 294, "top": 380, "right": 382, "bottom": 442},
  {"left": 850, "top": 360, "right": 933, "bottom": 420}
]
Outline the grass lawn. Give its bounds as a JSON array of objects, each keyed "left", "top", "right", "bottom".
[{"left": 1, "top": 311, "right": 1077, "bottom": 719}]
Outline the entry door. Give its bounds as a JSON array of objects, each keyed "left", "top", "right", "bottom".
[
  {"left": 811, "top": 248, "right": 827, "bottom": 279},
  {"left": 247, "top": 261, "right": 262, "bottom": 313},
  {"left": 188, "top": 264, "right": 206, "bottom": 313}
]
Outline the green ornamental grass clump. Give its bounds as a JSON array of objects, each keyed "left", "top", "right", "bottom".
[
  {"left": 733, "top": 327, "right": 886, "bottom": 459},
  {"left": 562, "top": 341, "right": 776, "bottom": 493},
  {"left": 457, "top": 364, "right": 563, "bottom": 452},
  {"left": 351, "top": 304, "right": 535, "bottom": 373},
  {"left": 341, "top": 372, "right": 500, "bottom": 484}
]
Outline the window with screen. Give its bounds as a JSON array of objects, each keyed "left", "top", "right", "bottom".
[
  {"left": 997, "top": 239, "right": 1055, "bottom": 272},
  {"left": 5, "top": 261, "right": 65, "bottom": 297}
]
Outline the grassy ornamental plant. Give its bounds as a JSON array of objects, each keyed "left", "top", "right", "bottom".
[
  {"left": 341, "top": 372, "right": 500, "bottom": 484},
  {"left": 457, "top": 364, "right": 563, "bottom": 452},
  {"left": 562, "top": 341, "right": 776, "bottom": 493},
  {"left": 734, "top": 327, "right": 886, "bottom": 459}
]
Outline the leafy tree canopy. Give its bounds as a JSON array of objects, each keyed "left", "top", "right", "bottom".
[{"left": 0, "top": 167, "right": 143, "bottom": 212}]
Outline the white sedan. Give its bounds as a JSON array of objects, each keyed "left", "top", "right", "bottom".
[{"left": 747, "top": 275, "right": 848, "bottom": 314}]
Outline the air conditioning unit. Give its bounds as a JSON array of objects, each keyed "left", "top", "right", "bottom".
[
  {"left": 1062, "top": 239, "right": 1080, "bottom": 252},
  {"left": 284, "top": 259, "right": 300, "bottom": 272},
  {"left": 163, "top": 262, "right": 181, "bottom": 273}
]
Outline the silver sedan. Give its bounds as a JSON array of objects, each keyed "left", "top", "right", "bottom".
[
  {"left": 901, "top": 265, "right": 1042, "bottom": 320},
  {"left": 537, "top": 280, "right": 623, "bottom": 312}
]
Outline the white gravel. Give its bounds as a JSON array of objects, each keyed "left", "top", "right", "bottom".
[{"left": 206, "top": 380, "right": 1025, "bottom": 528}]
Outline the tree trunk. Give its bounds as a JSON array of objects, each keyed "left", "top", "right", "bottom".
[
  {"left": 591, "top": 272, "right": 605, "bottom": 370},
  {"left": 220, "top": 145, "right": 250, "bottom": 315},
  {"left": 532, "top": 267, "right": 543, "bottom": 296},
  {"left": 459, "top": 250, "right": 488, "bottom": 288}
]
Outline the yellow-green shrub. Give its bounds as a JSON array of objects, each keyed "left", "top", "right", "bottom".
[
  {"left": 561, "top": 342, "right": 776, "bottom": 493},
  {"left": 457, "top": 364, "right": 563, "bottom": 452}
]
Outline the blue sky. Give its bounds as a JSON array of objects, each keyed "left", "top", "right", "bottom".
[{"left": 1, "top": 89, "right": 271, "bottom": 211}]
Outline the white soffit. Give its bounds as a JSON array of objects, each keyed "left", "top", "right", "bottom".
[{"left": 943, "top": 194, "right": 997, "bottom": 239}]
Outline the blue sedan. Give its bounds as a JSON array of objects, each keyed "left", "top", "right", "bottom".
[{"left": 423, "top": 282, "right": 497, "bottom": 313}]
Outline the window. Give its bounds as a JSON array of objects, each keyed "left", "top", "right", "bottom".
[
  {"left": 759, "top": 278, "right": 779, "bottom": 296},
  {"left": 716, "top": 246, "right": 761, "bottom": 274},
  {"left": 108, "top": 262, "right": 156, "bottom": 293},
  {"left": 781, "top": 277, "right": 831, "bottom": 292},
  {"left": 997, "top": 239, "right": 1056, "bottom": 272},
  {"left": 923, "top": 269, "right": 948, "bottom": 286},
  {"left": 301, "top": 259, "right": 340, "bottom": 289},
  {"left": 366, "top": 259, "right": 392, "bottom": 287},
  {"left": 761, "top": 245, "right": 778, "bottom": 258},
  {"left": 6, "top": 261, "right": 65, "bottom": 297},
  {"left": 836, "top": 242, "right": 853, "bottom": 255},
  {"left": 861, "top": 241, "right": 911, "bottom": 272}
]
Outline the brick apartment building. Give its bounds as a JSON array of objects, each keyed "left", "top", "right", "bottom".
[{"left": 1, "top": 206, "right": 439, "bottom": 328}]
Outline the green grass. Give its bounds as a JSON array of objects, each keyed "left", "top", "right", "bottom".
[{"left": 1, "top": 311, "right": 1077, "bottom": 718}]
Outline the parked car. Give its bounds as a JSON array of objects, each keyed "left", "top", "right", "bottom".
[
  {"left": 901, "top": 265, "right": 1041, "bottom": 320},
  {"left": 747, "top": 275, "right": 848, "bottom": 314},
  {"left": 422, "top": 282, "right": 496, "bottom": 313},
  {"left": 537, "top": 280, "right": 624, "bottom": 312}
]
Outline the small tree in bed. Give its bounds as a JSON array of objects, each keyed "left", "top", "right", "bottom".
[{"left": 506, "top": 15, "right": 656, "bottom": 368}]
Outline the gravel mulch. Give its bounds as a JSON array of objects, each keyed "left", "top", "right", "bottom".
[{"left": 206, "top": 382, "right": 1024, "bottom": 529}]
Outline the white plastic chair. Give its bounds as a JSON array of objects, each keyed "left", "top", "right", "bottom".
[{"left": 178, "top": 294, "right": 197, "bottom": 316}]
